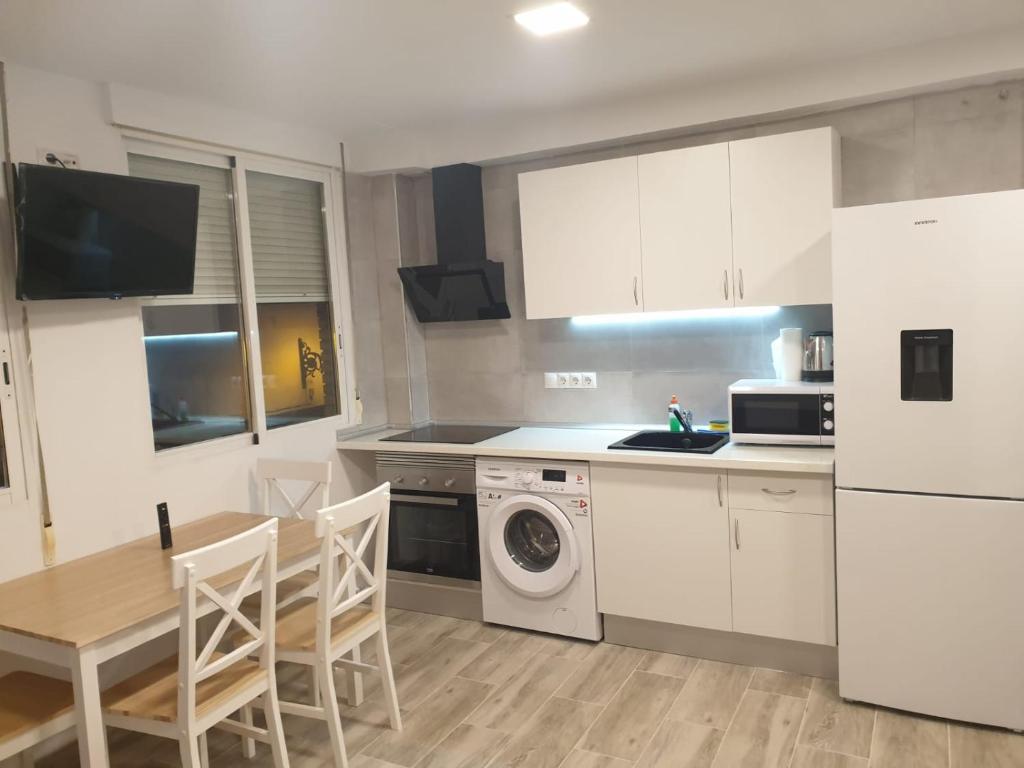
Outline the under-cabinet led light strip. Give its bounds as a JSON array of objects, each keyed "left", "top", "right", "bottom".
[{"left": 570, "top": 306, "right": 781, "bottom": 327}]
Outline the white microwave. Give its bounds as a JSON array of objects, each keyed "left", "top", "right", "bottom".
[{"left": 728, "top": 379, "right": 834, "bottom": 446}]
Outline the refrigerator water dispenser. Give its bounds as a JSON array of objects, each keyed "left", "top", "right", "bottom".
[{"left": 901, "top": 329, "right": 953, "bottom": 401}]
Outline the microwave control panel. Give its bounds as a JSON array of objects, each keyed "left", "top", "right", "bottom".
[{"left": 821, "top": 393, "right": 835, "bottom": 435}]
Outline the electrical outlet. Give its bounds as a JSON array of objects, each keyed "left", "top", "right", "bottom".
[
  {"left": 37, "top": 149, "right": 80, "bottom": 169},
  {"left": 549, "top": 371, "right": 598, "bottom": 389}
]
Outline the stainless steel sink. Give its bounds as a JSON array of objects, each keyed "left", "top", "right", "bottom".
[{"left": 607, "top": 430, "right": 729, "bottom": 454}]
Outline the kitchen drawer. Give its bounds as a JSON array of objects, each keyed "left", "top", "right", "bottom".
[{"left": 728, "top": 471, "right": 833, "bottom": 516}]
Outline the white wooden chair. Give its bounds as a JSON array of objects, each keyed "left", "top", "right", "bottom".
[
  {"left": 252, "top": 459, "right": 332, "bottom": 610},
  {"left": 252, "top": 482, "right": 401, "bottom": 768},
  {"left": 246, "top": 458, "right": 365, "bottom": 720},
  {"left": 259, "top": 458, "right": 332, "bottom": 521},
  {"left": 100, "top": 518, "right": 290, "bottom": 768},
  {"left": 0, "top": 671, "right": 76, "bottom": 767}
]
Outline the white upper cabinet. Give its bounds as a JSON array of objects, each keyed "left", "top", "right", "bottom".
[
  {"left": 638, "top": 143, "right": 734, "bottom": 311},
  {"left": 729, "top": 127, "right": 840, "bottom": 307},
  {"left": 518, "top": 126, "right": 840, "bottom": 320},
  {"left": 519, "top": 156, "right": 644, "bottom": 319}
]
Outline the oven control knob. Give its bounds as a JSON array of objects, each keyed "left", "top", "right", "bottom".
[
  {"left": 444, "top": 478, "right": 456, "bottom": 488},
  {"left": 823, "top": 401, "right": 834, "bottom": 413},
  {"left": 823, "top": 419, "right": 834, "bottom": 431},
  {"left": 393, "top": 475, "right": 405, "bottom": 484},
  {"left": 418, "top": 477, "right": 429, "bottom": 486}
]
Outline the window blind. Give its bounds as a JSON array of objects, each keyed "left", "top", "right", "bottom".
[
  {"left": 127, "top": 154, "right": 240, "bottom": 302},
  {"left": 246, "top": 171, "right": 330, "bottom": 302}
]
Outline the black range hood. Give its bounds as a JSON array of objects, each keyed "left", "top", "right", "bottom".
[{"left": 398, "top": 163, "right": 511, "bottom": 323}]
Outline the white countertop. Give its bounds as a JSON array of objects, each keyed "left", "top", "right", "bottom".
[{"left": 337, "top": 426, "right": 834, "bottom": 475}]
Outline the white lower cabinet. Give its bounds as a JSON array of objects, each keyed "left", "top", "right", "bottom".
[
  {"left": 591, "top": 465, "right": 732, "bottom": 631},
  {"left": 729, "top": 508, "right": 836, "bottom": 645},
  {"left": 592, "top": 465, "right": 836, "bottom": 647}
]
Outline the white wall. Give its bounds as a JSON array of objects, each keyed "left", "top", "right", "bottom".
[
  {"left": 346, "top": 22, "right": 1024, "bottom": 173},
  {"left": 108, "top": 83, "right": 342, "bottom": 168},
  {"left": 0, "top": 64, "right": 374, "bottom": 584}
]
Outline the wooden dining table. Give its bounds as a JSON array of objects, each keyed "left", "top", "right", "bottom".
[{"left": 0, "top": 511, "right": 322, "bottom": 768}]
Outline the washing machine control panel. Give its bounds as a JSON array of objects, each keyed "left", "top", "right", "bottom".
[{"left": 476, "top": 459, "right": 590, "bottom": 496}]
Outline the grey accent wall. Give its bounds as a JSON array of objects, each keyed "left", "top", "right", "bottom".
[
  {"left": 345, "top": 173, "right": 432, "bottom": 429},
  {"left": 348, "top": 80, "right": 1024, "bottom": 427},
  {"left": 343, "top": 173, "right": 388, "bottom": 429},
  {"left": 396, "top": 176, "right": 430, "bottom": 425}
]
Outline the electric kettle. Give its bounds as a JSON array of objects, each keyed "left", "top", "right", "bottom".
[{"left": 802, "top": 331, "right": 834, "bottom": 382}]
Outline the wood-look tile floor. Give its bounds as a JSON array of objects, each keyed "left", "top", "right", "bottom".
[{"left": 37, "top": 609, "right": 1024, "bottom": 767}]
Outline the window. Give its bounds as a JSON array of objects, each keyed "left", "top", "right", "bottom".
[
  {"left": 129, "top": 153, "right": 251, "bottom": 450},
  {"left": 0, "top": 304, "right": 26, "bottom": 503},
  {"left": 246, "top": 170, "right": 340, "bottom": 428},
  {"left": 128, "top": 142, "right": 352, "bottom": 451},
  {"left": 0, "top": 89, "right": 28, "bottom": 504}
]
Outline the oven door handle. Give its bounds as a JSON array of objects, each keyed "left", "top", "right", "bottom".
[{"left": 390, "top": 493, "right": 461, "bottom": 507}]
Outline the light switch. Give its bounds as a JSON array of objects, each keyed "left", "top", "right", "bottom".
[{"left": 544, "top": 372, "right": 558, "bottom": 389}]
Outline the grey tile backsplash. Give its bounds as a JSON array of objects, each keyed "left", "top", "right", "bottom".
[
  {"left": 422, "top": 304, "right": 831, "bottom": 426},
  {"left": 346, "top": 79, "right": 1024, "bottom": 428}
]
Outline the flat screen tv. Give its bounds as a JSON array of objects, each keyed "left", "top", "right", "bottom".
[{"left": 14, "top": 163, "right": 199, "bottom": 300}]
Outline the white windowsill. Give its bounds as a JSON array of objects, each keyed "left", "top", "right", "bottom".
[{"left": 152, "top": 430, "right": 255, "bottom": 465}]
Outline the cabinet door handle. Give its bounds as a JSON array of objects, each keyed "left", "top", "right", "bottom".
[
  {"left": 738, "top": 268, "right": 745, "bottom": 300},
  {"left": 723, "top": 270, "right": 729, "bottom": 301},
  {"left": 633, "top": 276, "right": 639, "bottom": 306},
  {"left": 717, "top": 475, "right": 723, "bottom": 507},
  {"left": 734, "top": 518, "right": 740, "bottom": 550},
  {"left": 761, "top": 488, "right": 797, "bottom": 496}
]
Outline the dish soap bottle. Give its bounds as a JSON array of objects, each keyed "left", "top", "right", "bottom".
[{"left": 668, "top": 395, "right": 683, "bottom": 432}]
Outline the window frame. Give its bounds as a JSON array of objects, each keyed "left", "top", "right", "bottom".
[
  {"left": 123, "top": 133, "right": 358, "bottom": 451},
  {"left": 0, "top": 248, "right": 31, "bottom": 506},
  {"left": 0, "top": 122, "right": 32, "bottom": 506}
]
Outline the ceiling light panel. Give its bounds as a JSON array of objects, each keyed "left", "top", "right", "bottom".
[{"left": 515, "top": 3, "right": 589, "bottom": 36}]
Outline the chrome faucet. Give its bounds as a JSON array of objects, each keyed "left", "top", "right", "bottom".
[{"left": 672, "top": 405, "right": 694, "bottom": 433}]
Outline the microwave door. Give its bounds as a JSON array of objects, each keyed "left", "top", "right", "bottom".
[{"left": 731, "top": 393, "right": 822, "bottom": 445}]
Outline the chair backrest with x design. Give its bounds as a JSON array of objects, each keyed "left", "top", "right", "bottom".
[
  {"left": 313, "top": 482, "right": 391, "bottom": 652},
  {"left": 171, "top": 518, "right": 279, "bottom": 729},
  {"left": 258, "top": 458, "right": 332, "bottom": 520}
]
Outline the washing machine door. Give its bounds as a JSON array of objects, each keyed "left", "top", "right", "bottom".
[{"left": 487, "top": 494, "right": 579, "bottom": 598}]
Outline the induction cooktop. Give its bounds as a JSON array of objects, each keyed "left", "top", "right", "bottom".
[{"left": 380, "top": 424, "right": 517, "bottom": 445}]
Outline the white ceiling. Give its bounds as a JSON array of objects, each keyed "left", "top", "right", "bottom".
[{"left": 2, "top": 1, "right": 1024, "bottom": 170}]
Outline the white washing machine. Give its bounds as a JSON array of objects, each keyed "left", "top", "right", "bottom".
[{"left": 476, "top": 458, "right": 602, "bottom": 641}]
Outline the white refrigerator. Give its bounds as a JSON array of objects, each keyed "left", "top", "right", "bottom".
[{"left": 833, "top": 190, "right": 1024, "bottom": 731}]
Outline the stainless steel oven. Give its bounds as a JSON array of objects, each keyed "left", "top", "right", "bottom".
[
  {"left": 376, "top": 453, "right": 480, "bottom": 582},
  {"left": 729, "top": 379, "right": 835, "bottom": 446}
]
